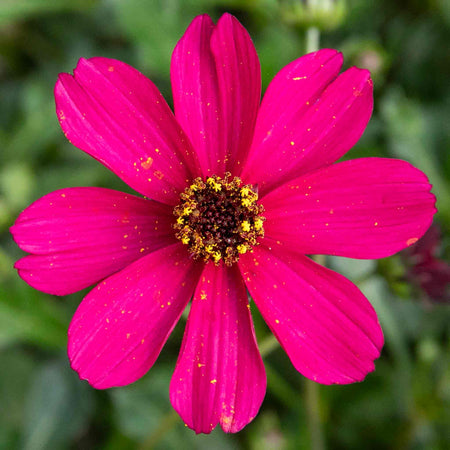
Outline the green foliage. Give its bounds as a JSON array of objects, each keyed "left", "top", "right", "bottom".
[
  {"left": 21, "top": 359, "right": 95, "bottom": 450},
  {"left": 111, "top": 363, "right": 238, "bottom": 449},
  {"left": 0, "top": 0, "right": 97, "bottom": 25},
  {"left": 0, "top": 0, "right": 448, "bottom": 448}
]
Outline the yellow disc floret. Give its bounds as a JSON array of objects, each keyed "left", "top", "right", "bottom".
[
  {"left": 173, "top": 173, "right": 265, "bottom": 266},
  {"left": 241, "top": 220, "right": 251, "bottom": 232}
]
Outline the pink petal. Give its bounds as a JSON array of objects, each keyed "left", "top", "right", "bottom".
[
  {"left": 55, "top": 57, "right": 199, "bottom": 204},
  {"left": 171, "top": 14, "right": 261, "bottom": 176},
  {"left": 11, "top": 187, "right": 176, "bottom": 295},
  {"left": 262, "top": 158, "right": 437, "bottom": 259},
  {"left": 171, "top": 15, "right": 223, "bottom": 177},
  {"left": 239, "top": 244, "right": 384, "bottom": 384},
  {"left": 241, "top": 50, "right": 373, "bottom": 195},
  {"left": 211, "top": 14, "right": 261, "bottom": 174},
  {"left": 170, "top": 264, "right": 266, "bottom": 434},
  {"left": 68, "top": 244, "right": 202, "bottom": 389}
]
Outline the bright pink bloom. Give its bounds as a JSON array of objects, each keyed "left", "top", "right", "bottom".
[{"left": 11, "top": 14, "right": 436, "bottom": 433}]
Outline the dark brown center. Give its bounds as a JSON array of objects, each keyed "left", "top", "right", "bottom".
[{"left": 173, "top": 173, "right": 265, "bottom": 265}]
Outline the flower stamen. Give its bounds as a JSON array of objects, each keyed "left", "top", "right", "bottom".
[{"left": 174, "top": 173, "right": 265, "bottom": 265}]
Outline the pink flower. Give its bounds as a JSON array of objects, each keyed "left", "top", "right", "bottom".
[{"left": 11, "top": 14, "right": 436, "bottom": 433}]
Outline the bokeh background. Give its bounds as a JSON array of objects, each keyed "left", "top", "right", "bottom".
[{"left": 0, "top": 0, "right": 449, "bottom": 449}]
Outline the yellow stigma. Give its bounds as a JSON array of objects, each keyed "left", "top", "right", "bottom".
[
  {"left": 212, "top": 251, "right": 222, "bottom": 263},
  {"left": 241, "top": 221, "right": 251, "bottom": 232},
  {"left": 173, "top": 173, "right": 265, "bottom": 266},
  {"left": 237, "top": 244, "right": 248, "bottom": 254},
  {"left": 254, "top": 217, "right": 264, "bottom": 231},
  {"left": 240, "top": 186, "right": 251, "bottom": 197},
  {"left": 207, "top": 177, "right": 222, "bottom": 192}
]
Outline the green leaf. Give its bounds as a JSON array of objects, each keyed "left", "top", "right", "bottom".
[
  {"left": 110, "top": 0, "right": 213, "bottom": 77},
  {"left": 21, "top": 359, "right": 95, "bottom": 450},
  {"left": 327, "top": 255, "right": 376, "bottom": 282},
  {"left": 112, "top": 364, "right": 238, "bottom": 449},
  {"left": 0, "top": 349, "right": 36, "bottom": 448},
  {"left": 0, "top": 0, "right": 97, "bottom": 25},
  {"left": 0, "top": 280, "right": 68, "bottom": 350},
  {"left": 380, "top": 88, "right": 450, "bottom": 225},
  {"left": 0, "top": 162, "right": 35, "bottom": 210}
]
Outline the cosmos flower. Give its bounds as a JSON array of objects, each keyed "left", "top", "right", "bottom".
[{"left": 11, "top": 14, "right": 436, "bottom": 433}]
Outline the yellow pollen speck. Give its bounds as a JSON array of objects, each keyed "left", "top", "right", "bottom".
[
  {"left": 290, "top": 141, "right": 295, "bottom": 146},
  {"left": 237, "top": 244, "right": 248, "bottom": 254},
  {"left": 374, "top": 222, "right": 378, "bottom": 226},
  {"left": 140, "top": 247, "right": 145, "bottom": 252},
  {"left": 108, "top": 66, "right": 114, "bottom": 72},
  {"left": 221, "top": 415, "right": 233, "bottom": 427},
  {"left": 275, "top": 319, "right": 280, "bottom": 324},
  {"left": 141, "top": 156, "right": 153, "bottom": 169},
  {"left": 241, "top": 221, "right": 251, "bottom": 232},
  {"left": 181, "top": 236, "right": 190, "bottom": 245},
  {"left": 210, "top": 379, "right": 217, "bottom": 384},
  {"left": 200, "top": 291, "right": 207, "bottom": 300},
  {"left": 406, "top": 237, "right": 418, "bottom": 246}
]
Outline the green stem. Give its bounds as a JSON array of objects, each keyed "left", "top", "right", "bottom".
[
  {"left": 305, "top": 253, "right": 326, "bottom": 450},
  {"left": 305, "top": 26, "right": 320, "bottom": 53},
  {"left": 259, "top": 333, "right": 279, "bottom": 358},
  {"left": 312, "top": 254, "right": 326, "bottom": 266},
  {"left": 304, "top": 378, "right": 326, "bottom": 450}
]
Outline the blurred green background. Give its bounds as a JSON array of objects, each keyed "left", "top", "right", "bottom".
[{"left": 0, "top": 0, "right": 449, "bottom": 449}]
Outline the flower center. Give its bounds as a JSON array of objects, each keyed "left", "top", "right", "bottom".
[{"left": 173, "top": 173, "right": 265, "bottom": 266}]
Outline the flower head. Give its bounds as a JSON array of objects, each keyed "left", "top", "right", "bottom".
[{"left": 10, "top": 14, "right": 436, "bottom": 434}]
